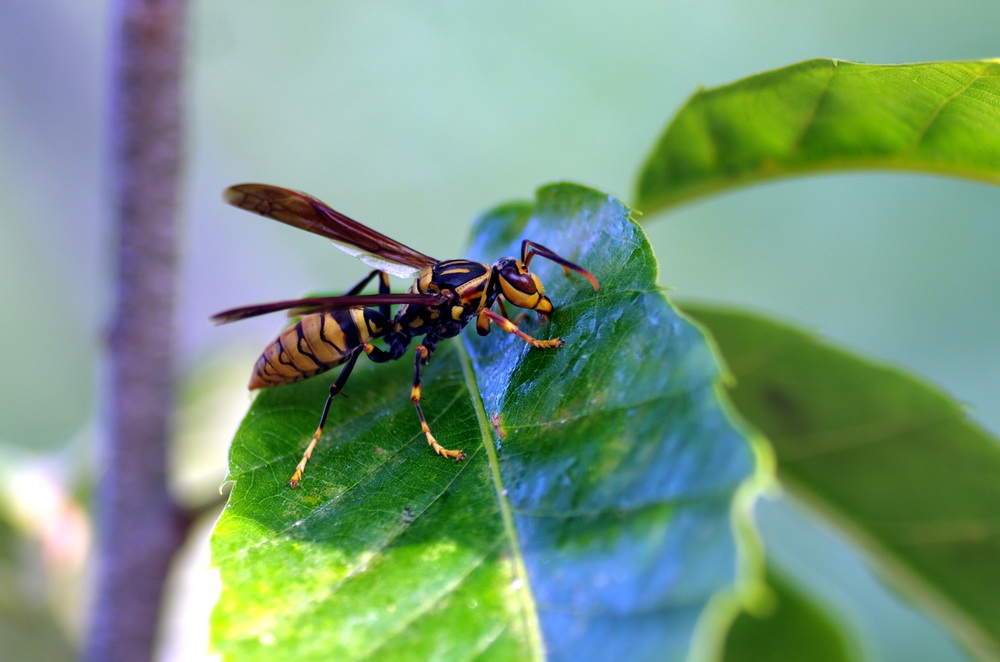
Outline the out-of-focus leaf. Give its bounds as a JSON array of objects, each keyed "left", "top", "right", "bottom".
[
  {"left": 636, "top": 59, "right": 1000, "bottom": 214},
  {"left": 722, "top": 568, "right": 859, "bottom": 662},
  {"left": 210, "top": 184, "right": 760, "bottom": 661},
  {"left": 684, "top": 304, "right": 1000, "bottom": 662},
  {"left": 0, "top": 481, "right": 76, "bottom": 662}
]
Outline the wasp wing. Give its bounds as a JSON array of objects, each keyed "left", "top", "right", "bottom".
[
  {"left": 224, "top": 183, "right": 440, "bottom": 278},
  {"left": 211, "top": 293, "right": 445, "bottom": 325}
]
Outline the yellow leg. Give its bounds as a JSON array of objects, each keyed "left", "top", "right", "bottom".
[
  {"left": 287, "top": 346, "right": 364, "bottom": 487},
  {"left": 412, "top": 345, "right": 466, "bottom": 461},
  {"left": 478, "top": 308, "right": 563, "bottom": 348},
  {"left": 288, "top": 429, "right": 321, "bottom": 488}
]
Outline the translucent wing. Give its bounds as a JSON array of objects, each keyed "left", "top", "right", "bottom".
[{"left": 224, "top": 183, "right": 439, "bottom": 278}]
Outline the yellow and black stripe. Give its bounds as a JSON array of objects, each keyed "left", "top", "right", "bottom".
[{"left": 249, "top": 308, "right": 387, "bottom": 390}]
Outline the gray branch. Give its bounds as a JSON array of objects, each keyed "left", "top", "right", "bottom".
[{"left": 87, "top": 1, "right": 188, "bottom": 660}]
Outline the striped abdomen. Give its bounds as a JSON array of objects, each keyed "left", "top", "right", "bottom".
[{"left": 248, "top": 308, "right": 388, "bottom": 390}]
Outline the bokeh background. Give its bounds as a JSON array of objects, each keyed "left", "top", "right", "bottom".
[{"left": 1, "top": 2, "right": 998, "bottom": 661}]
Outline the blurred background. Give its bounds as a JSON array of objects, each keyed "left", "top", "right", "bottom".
[{"left": 1, "top": 2, "right": 997, "bottom": 660}]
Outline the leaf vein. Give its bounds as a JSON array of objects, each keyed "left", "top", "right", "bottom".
[
  {"left": 222, "top": 455, "right": 483, "bottom": 638},
  {"left": 500, "top": 378, "right": 718, "bottom": 435},
  {"left": 906, "top": 64, "right": 988, "bottom": 155},
  {"left": 788, "top": 62, "right": 836, "bottom": 157},
  {"left": 509, "top": 481, "right": 742, "bottom": 520},
  {"left": 357, "top": 539, "right": 505, "bottom": 661}
]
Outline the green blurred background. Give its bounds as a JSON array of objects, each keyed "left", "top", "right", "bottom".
[{"left": 1, "top": 2, "right": 997, "bottom": 660}]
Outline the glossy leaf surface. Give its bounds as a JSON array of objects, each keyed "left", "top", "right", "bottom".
[
  {"left": 684, "top": 305, "right": 1000, "bottom": 662},
  {"left": 210, "top": 184, "right": 759, "bottom": 661},
  {"left": 636, "top": 59, "right": 1000, "bottom": 213}
]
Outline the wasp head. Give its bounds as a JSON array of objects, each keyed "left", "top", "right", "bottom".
[{"left": 494, "top": 257, "right": 554, "bottom": 315}]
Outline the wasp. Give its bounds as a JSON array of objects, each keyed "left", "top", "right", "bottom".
[{"left": 212, "top": 184, "right": 599, "bottom": 487}]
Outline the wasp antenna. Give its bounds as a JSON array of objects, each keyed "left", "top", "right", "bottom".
[{"left": 521, "top": 240, "right": 600, "bottom": 291}]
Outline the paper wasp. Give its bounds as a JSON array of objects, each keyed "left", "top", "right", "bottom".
[{"left": 212, "top": 183, "right": 599, "bottom": 487}]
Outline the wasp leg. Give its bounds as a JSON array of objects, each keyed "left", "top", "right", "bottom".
[
  {"left": 343, "top": 269, "right": 383, "bottom": 296},
  {"left": 497, "top": 298, "right": 533, "bottom": 326},
  {"left": 288, "top": 345, "right": 365, "bottom": 488},
  {"left": 477, "top": 308, "right": 563, "bottom": 348},
  {"left": 344, "top": 270, "right": 393, "bottom": 317},
  {"left": 411, "top": 342, "right": 466, "bottom": 461}
]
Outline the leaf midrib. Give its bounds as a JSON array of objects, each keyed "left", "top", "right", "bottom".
[{"left": 456, "top": 337, "right": 546, "bottom": 661}]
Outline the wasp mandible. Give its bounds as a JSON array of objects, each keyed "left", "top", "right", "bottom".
[{"left": 212, "top": 184, "right": 600, "bottom": 487}]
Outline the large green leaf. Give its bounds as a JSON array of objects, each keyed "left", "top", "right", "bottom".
[
  {"left": 636, "top": 59, "right": 1000, "bottom": 213},
  {"left": 210, "top": 184, "right": 760, "bottom": 661},
  {"left": 684, "top": 305, "right": 1000, "bottom": 662}
]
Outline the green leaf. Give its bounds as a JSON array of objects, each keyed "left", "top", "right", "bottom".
[
  {"left": 635, "top": 59, "right": 1000, "bottom": 214},
  {"left": 722, "top": 568, "right": 859, "bottom": 662},
  {"left": 683, "top": 304, "right": 1000, "bottom": 662},
  {"left": 210, "top": 184, "right": 760, "bottom": 661}
]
